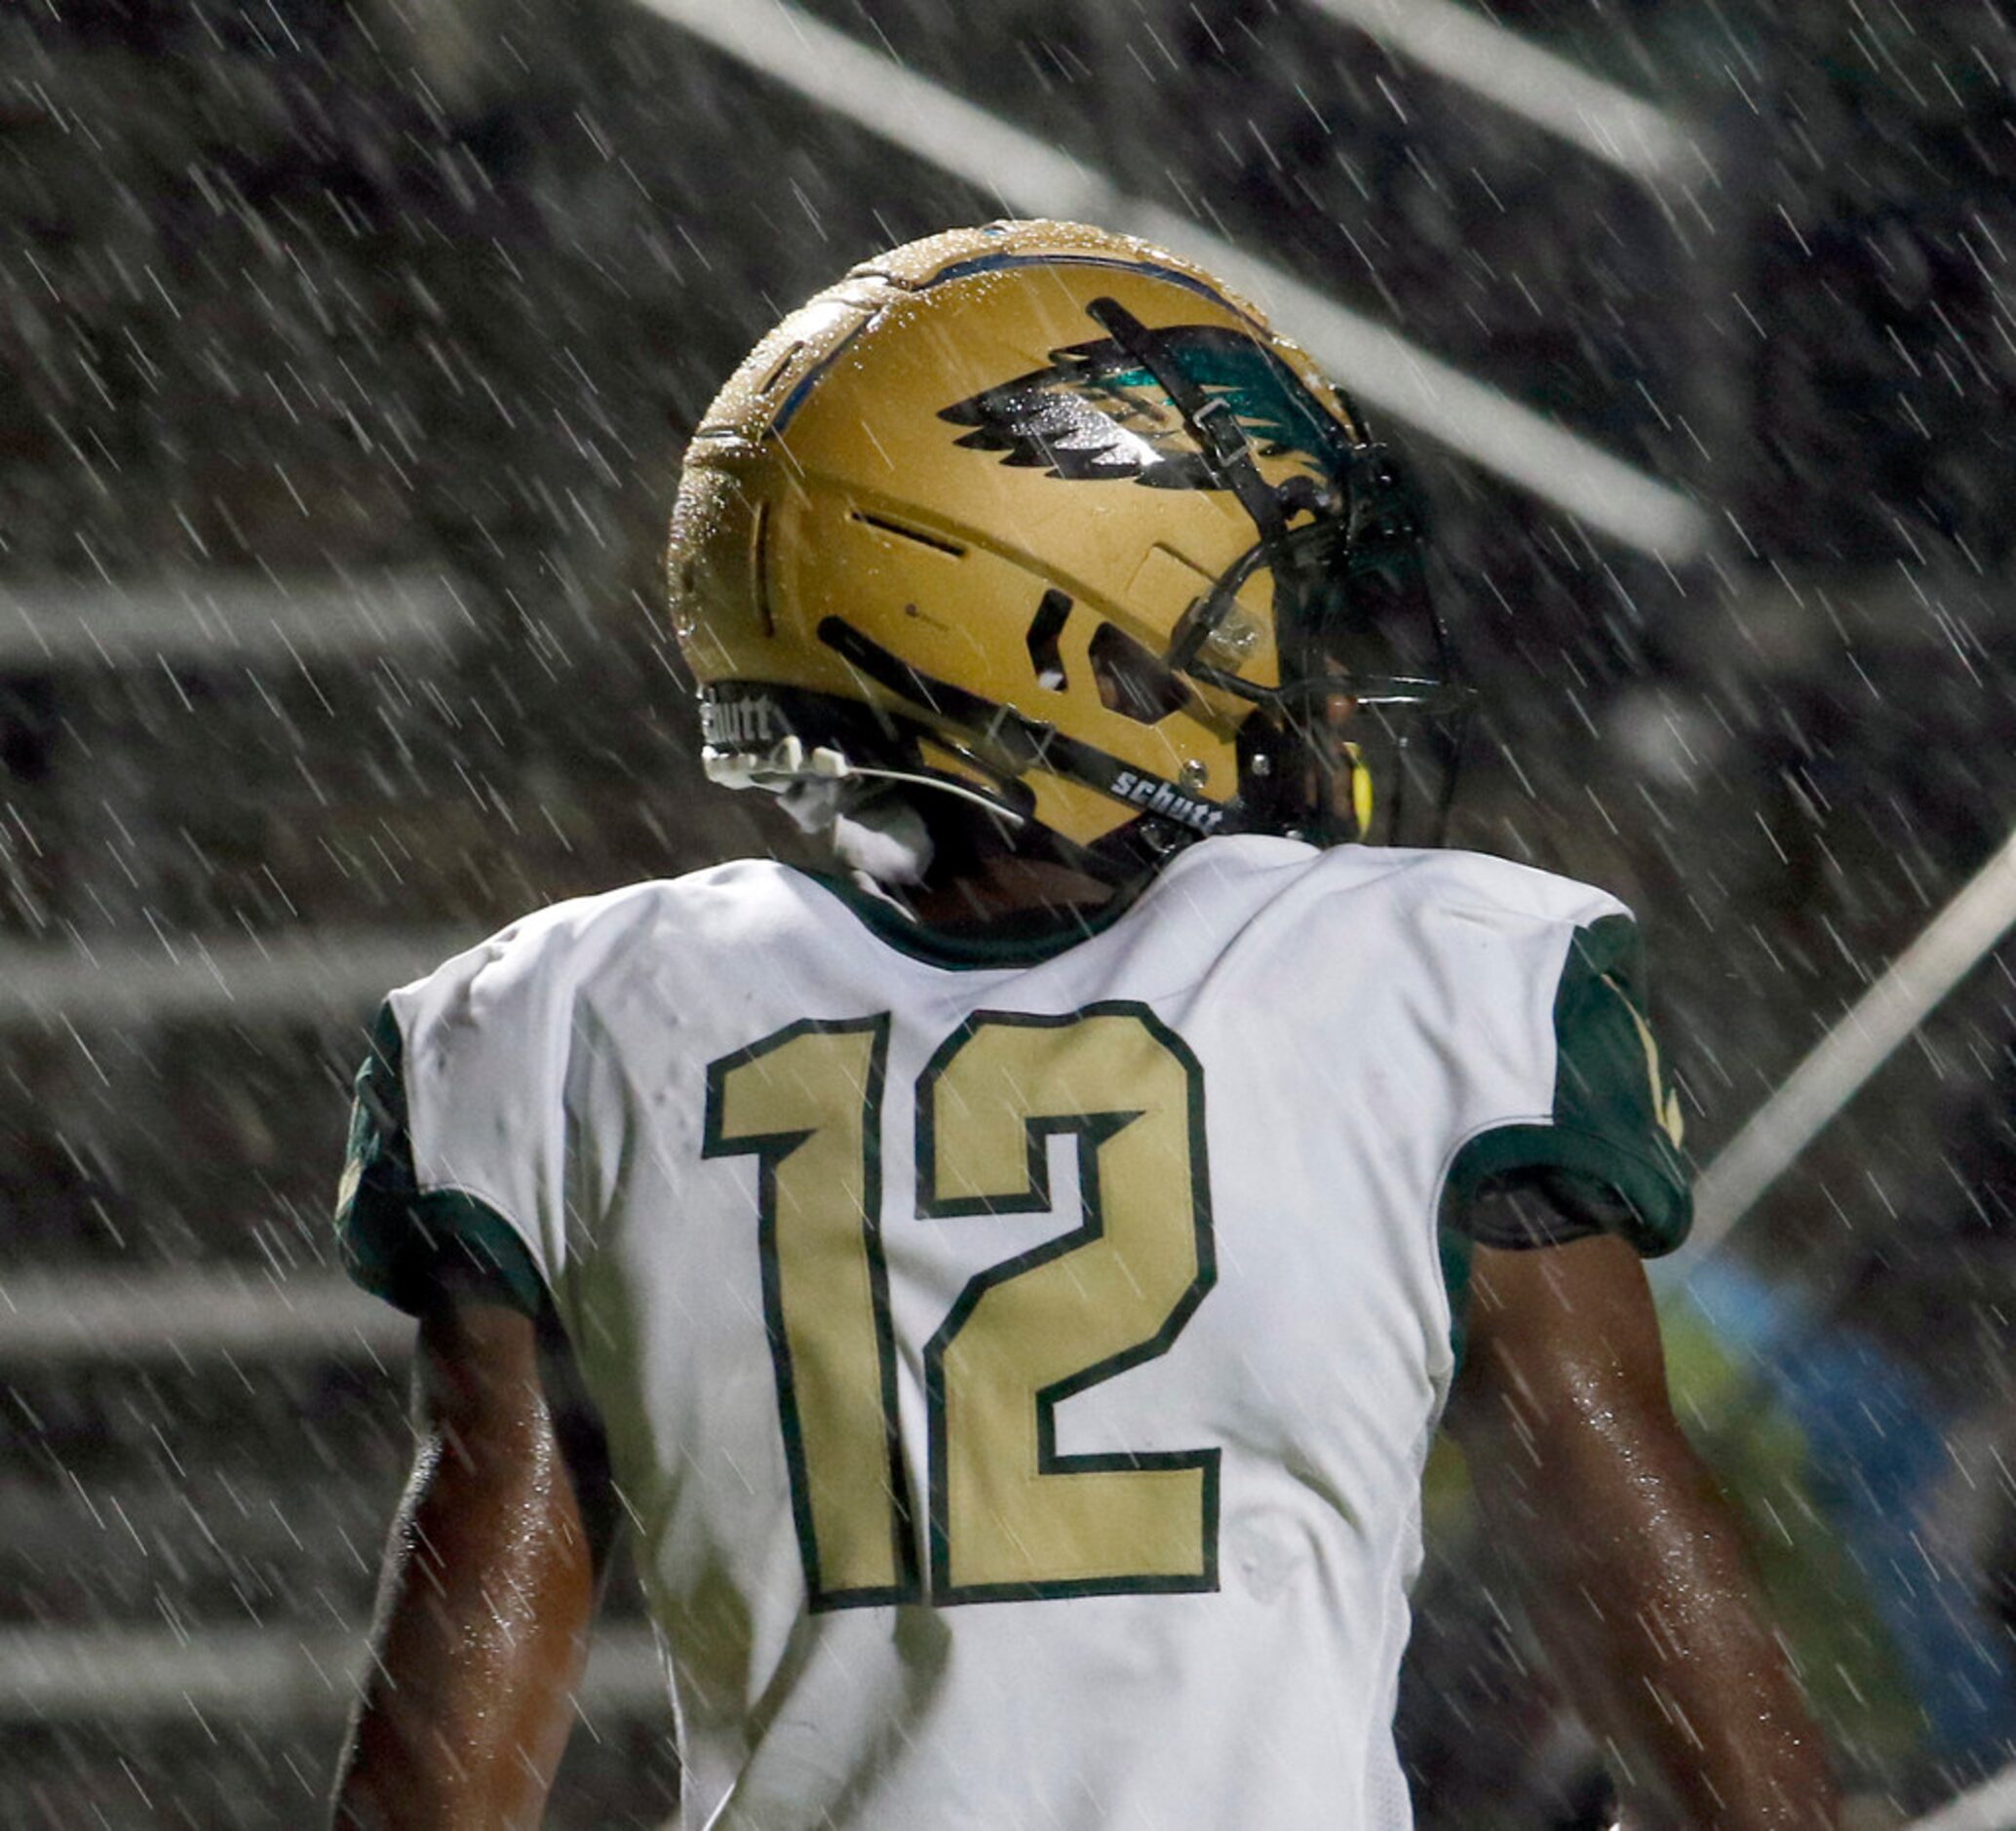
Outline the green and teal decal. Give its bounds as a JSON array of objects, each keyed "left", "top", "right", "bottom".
[{"left": 940, "top": 324, "right": 1346, "bottom": 492}]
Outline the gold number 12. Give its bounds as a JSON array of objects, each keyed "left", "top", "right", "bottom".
[{"left": 704, "top": 1002, "right": 1219, "bottom": 1611}]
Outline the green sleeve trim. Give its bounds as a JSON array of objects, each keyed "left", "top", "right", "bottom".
[
  {"left": 1445, "top": 1122, "right": 1686, "bottom": 1257},
  {"left": 1444, "top": 913, "right": 1692, "bottom": 1258},
  {"left": 335, "top": 1002, "right": 550, "bottom": 1320}
]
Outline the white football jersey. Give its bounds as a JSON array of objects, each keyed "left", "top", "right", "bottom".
[{"left": 339, "top": 835, "right": 1689, "bottom": 1831}]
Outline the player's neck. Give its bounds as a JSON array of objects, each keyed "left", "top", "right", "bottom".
[{"left": 903, "top": 852, "right": 1119, "bottom": 930}]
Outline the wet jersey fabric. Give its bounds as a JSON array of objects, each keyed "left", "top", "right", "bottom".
[{"left": 337, "top": 835, "right": 1689, "bottom": 1831}]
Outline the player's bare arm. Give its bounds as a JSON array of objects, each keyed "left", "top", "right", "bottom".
[
  {"left": 1452, "top": 1227, "right": 1840, "bottom": 1829},
  {"left": 331, "top": 1282, "right": 616, "bottom": 1831}
]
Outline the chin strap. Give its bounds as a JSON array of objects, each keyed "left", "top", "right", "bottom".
[{"left": 703, "top": 730, "right": 1027, "bottom": 826}]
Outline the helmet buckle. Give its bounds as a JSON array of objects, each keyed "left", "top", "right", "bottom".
[{"left": 701, "top": 734, "right": 855, "bottom": 791}]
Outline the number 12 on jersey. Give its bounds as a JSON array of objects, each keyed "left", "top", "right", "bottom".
[{"left": 704, "top": 1003, "right": 1220, "bottom": 1610}]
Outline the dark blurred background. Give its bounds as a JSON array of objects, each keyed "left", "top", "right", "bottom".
[{"left": 3, "top": 1, "right": 2015, "bottom": 1824}]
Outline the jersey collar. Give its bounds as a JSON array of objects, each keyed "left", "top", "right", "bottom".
[{"left": 795, "top": 867, "right": 1145, "bottom": 970}]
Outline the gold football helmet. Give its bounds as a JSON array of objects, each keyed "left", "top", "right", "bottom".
[{"left": 669, "top": 218, "right": 1467, "bottom": 877}]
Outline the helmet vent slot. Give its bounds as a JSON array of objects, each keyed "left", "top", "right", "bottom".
[
  {"left": 753, "top": 501, "right": 776, "bottom": 638},
  {"left": 1025, "top": 588, "right": 1072, "bottom": 691},
  {"left": 1089, "top": 621, "right": 1194, "bottom": 724},
  {"left": 850, "top": 511, "right": 967, "bottom": 559}
]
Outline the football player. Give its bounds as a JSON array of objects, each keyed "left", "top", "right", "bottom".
[{"left": 330, "top": 221, "right": 1837, "bottom": 1828}]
